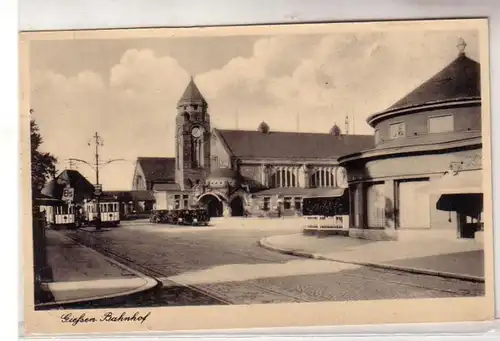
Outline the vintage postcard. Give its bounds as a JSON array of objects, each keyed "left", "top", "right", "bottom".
[{"left": 21, "top": 18, "right": 494, "bottom": 335}]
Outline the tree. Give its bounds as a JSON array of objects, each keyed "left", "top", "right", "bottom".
[{"left": 30, "top": 111, "right": 57, "bottom": 199}]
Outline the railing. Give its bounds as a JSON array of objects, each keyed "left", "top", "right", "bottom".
[{"left": 302, "top": 215, "right": 350, "bottom": 232}]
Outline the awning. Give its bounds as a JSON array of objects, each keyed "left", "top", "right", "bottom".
[
  {"left": 436, "top": 193, "right": 483, "bottom": 215},
  {"left": 418, "top": 170, "right": 482, "bottom": 195}
]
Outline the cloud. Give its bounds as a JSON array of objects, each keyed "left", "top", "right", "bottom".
[
  {"left": 31, "top": 49, "right": 192, "bottom": 189},
  {"left": 31, "top": 29, "right": 480, "bottom": 189}
]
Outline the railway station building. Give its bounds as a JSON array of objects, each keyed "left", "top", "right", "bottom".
[
  {"left": 338, "top": 40, "right": 484, "bottom": 241},
  {"left": 131, "top": 77, "right": 374, "bottom": 218}
]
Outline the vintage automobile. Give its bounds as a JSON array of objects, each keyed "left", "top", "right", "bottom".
[{"left": 149, "top": 208, "right": 210, "bottom": 226}]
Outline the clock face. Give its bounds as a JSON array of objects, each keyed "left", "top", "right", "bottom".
[{"left": 191, "top": 127, "right": 202, "bottom": 138}]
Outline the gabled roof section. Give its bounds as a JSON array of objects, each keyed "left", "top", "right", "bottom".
[
  {"left": 41, "top": 169, "right": 95, "bottom": 202},
  {"left": 216, "top": 129, "right": 374, "bottom": 160},
  {"left": 387, "top": 53, "right": 480, "bottom": 112},
  {"left": 177, "top": 76, "right": 207, "bottom": 106},
  {"left": 136, "top": 157, "right": 176, "bottom": 183}
]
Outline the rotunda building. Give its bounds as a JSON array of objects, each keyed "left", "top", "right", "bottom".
[{"left": 338, "top": 39, "right": 484, "bottom": 241}]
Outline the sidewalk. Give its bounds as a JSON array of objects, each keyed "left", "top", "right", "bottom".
[
  {"left": 259, "top": 233, "right": 484, "bottom": 282},
  {"left": 38, "top": 230, "right": 157, "bottom": 307}
]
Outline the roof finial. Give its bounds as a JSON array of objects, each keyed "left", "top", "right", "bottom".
[{"left": 457, "top": 37, "right": 467, "bottom": 55}]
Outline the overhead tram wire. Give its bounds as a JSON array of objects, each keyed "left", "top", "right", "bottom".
[{"left": 66, "top": 132, "right": 127, "bottom": 231}]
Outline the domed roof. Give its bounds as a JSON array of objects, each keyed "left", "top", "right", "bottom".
[
  {"left": 367, "top": 39, "right": 481, "bottom": 127},
  {"left": 208, "top": 168, "right": 239, "bottom": 179},
  {"left": 387, "top": 51, "right": 480, "bottom": 112}
]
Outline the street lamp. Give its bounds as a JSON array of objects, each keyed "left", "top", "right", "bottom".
[{"left": 66, "top": 132, "right": 126, "bottom": 231}]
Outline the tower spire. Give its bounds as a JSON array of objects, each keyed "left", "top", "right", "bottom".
[{"left": 177, "top": 75, "right": 207, "bottom": 107}]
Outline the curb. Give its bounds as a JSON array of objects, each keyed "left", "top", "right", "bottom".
[
  {"left": 36, "top": 232, "right": 159, "bottom": 308},
  {"left": 258, "top": 238, "right": 485, "bottom": 283}
]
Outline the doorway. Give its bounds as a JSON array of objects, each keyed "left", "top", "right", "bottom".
[
  {"left": 230, "top": 196, "right": 245, "bottom": 216},
  {"left": 201, "top": 194, "right": 223, "bottom": 217}
]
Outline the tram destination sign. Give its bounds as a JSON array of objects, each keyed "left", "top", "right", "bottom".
[
  {"left": 62, "top": 187, "right": 74, "bottom": 202},
  {"left": 94, "top": 184, "right": 102, "bottom": 196}
]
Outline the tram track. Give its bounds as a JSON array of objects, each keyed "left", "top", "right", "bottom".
[
  {"left": 64, "top": 231, "right": 320, "bottom": 304},
  {"left": 62, "top": 228, "right": 481, "bottom": 305},
  {"left": 109, "top": 232, "right": 481, "bottom": 297}
]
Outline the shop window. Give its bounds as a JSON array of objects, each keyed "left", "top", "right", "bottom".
[
  {"left": 175, "top": 195, "right": 181, "bottom": 209},
  {"left": 428, "top": 114, "right": 454, "bottom": 133},
  {"left": 389, "top": 122, "right": 405, "bottom": 139}
]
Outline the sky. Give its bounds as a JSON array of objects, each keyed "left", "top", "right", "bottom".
[{"left": 29, "top": 27, "right": 480, "bottom": 190}]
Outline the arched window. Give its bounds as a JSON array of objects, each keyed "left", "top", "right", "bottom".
[
  {"left": 310, "top": 170, "right": 335, "bottom": 188},
  {"left": 191, "top": 137, "right": 204, "bottom": 168},
  {"left": 270, "top": 169, "right": 297, "bottom": 188},
  {"left": 135, "top": 175, "right": 144, "bottom": 190}
]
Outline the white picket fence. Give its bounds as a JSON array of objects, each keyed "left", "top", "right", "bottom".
[{"left": 302, "top": 215, "right": 350, "bottom": 232}]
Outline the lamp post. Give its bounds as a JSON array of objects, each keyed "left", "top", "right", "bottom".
[{"left": 67, "top": 132, "right": 125, "bottom": 231}]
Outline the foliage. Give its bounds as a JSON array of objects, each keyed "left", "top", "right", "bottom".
[{"left": 30, "top": 116, "right": 57, "bottom": 198}]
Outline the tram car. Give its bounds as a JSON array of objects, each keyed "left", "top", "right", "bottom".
[
  {"left": 83, "top": 198, "right": 121, "bottom": 227},
  {"left": 39, "top": 202, "right": 77, "bottom": 230}
]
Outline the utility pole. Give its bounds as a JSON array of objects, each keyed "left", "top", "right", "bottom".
[
  {"left": 93, "top": 132, "right": 103, "bottom": 230},
  {"left": 68, "top": 132, "right": 124, "bottom": 232}
]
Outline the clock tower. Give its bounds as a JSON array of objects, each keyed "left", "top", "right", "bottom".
[{"left": 175, "top": 76, "right": 211, "bottom": 190}]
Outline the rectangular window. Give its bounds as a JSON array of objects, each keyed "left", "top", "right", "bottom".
[
  {"left": 175, "top": 195, "right": 181, "bottom": 209},
  {"left": 263, "top": 197, "right": 270, "bottom": 211},
  {"left": 374, "top": 129, "right": 380, "bottom": 144},
  {"left": 294, "top": 197, "right": 302, "bottom": 210},
  {"left": 428, "top": 114, "right": 454, "bottom": 133},
  {"left": 389, "top": 122, "right": 405, "bottom": 139},
  {"left": 284, "top": 197, "right": 292, "bottom": 209}
]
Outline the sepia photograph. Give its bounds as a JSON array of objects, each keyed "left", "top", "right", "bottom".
[{"left": 21, "top": 18, "right": 494, "bottom": 335}]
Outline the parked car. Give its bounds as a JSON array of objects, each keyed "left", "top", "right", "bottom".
[{"left": 149, "top": 208, "right": 210, "bottom": 226}]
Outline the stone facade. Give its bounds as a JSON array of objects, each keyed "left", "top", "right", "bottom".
[{"left": 134, "top": 77, "right": 374, "bottom": 218}]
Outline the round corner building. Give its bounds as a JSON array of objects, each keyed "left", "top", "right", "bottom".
[{"left": 338, "top": 39, "right": 484, "bottom": 242}]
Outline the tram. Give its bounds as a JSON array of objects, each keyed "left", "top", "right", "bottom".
[
  {"left": 39, "top": 201, "right": 77, "bottom": 230},
  {"left": 83, "top": 198, "right": 121, "bottom": 227}
]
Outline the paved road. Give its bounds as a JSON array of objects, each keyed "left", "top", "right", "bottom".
[{"left": 57, "top": 221, "right": 484, "bottom": 308}]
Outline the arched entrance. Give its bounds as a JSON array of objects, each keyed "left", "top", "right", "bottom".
[
  {"left": 230, "top": 196, "right": 245, "bottom": 216},
  {"left": 198, "top": 194, "right": 224, "bottom": 217}
]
